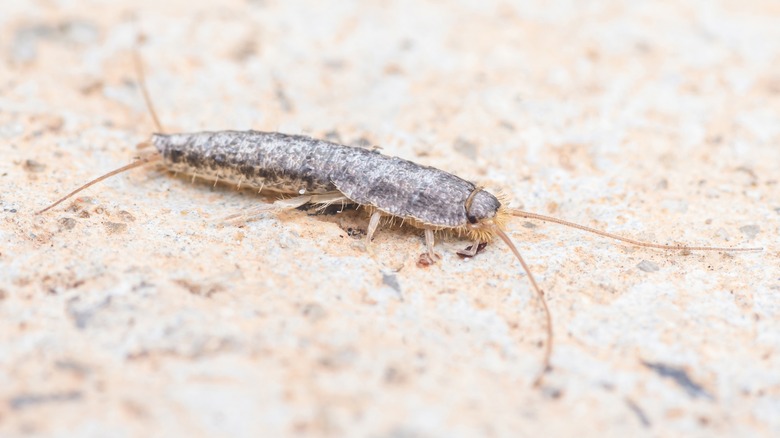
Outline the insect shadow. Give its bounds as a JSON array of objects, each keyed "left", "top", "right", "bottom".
[{"left": 37, "top": 47, "right": 762, "bottom": 387}]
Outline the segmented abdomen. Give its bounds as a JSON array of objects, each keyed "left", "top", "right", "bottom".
[
  {"left": 152, "top": 130, "right": 500, "bottom": 228},
  {"left": 153, "top": 131, "right": 340, "bottom": 194}
]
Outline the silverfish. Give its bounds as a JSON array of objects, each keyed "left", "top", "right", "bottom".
[{"left": 37, "top": 51, "right": 762, "bottom": 386}]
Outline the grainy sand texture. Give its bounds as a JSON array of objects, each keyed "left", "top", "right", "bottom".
[{"left": 1, "top": 1, "right": 778, "bottom": 437}]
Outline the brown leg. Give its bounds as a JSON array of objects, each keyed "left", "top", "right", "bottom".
[
  {"left": 415, "top": 229, "right": 442, "bottom": 267},
  {"left": 456, "top": 241, "right": 482, "bottom": 257},
  {"left": 424, "top": 229, "right": 441, "bottom": 260}
]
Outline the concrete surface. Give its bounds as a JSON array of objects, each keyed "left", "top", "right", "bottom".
[{"left": 1, "top": 0, "right": 778, "bottom": 437}]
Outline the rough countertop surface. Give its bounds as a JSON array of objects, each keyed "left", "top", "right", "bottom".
[{"left": 1, "top": 1, "right": 779, "bottom": 436}]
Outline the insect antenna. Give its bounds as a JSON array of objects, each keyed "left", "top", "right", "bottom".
[
  {"left": 36, "top": 153, "right": 162, "bottom": 214},
  {"left": 132, "top": 42, "right": 165, "bottom": 134},
  {"left": 509, "top": 209, "right": 763, "bottom": 252},
  {"left": 493, "top": 227, "right": 552, "bottom": 388},
  {"left": 37, "top": 43, "right": 167, "bottom": 215}
]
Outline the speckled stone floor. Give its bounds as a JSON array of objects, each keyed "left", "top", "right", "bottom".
[{"left": 1, "top": 1, "right": 778, "bottom": 437}]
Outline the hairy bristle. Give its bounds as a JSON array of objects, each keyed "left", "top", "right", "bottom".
[
  {"left": 493, "top": 188, "right": 512, "bottom": 208},
  {"left": 493, "top": 205, "right": 510, "bottom": 230},
  {"left": 465, "top": 226, "right": 496, "bottom": 243}
]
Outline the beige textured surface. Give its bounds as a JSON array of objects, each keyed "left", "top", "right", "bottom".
[{"left": 1, "top": 1, "right": 779, "bottom": 436}]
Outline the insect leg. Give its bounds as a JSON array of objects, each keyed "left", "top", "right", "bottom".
[
  {"left": 456, "top": 241, "right": 481, "bottom": 257},
  {"left": 424, "top": 229, "right": 441, "bottom": 261},
  {"left": 222, "top": 193, "right": 350, "bottom": 224},
  {"left": 365, "top": 211, "right": 382, "bottom": 255},
  {"left": 309, "top": 194, "right": 354, "bottom": 213},
  {"left": 222, "top": 195, "right": 314, "bottom": 223}
]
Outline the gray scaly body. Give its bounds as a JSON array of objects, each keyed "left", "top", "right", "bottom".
[{"left": 154, "top": 130, "right": 501, "bottom": 228}]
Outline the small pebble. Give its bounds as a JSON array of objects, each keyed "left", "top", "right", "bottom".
[
  {"left": 300, "top": 302, "right": 326, "bottom": 321},
  {"left": 58, "top": 217, "right": 76, "bottom": 230},
  {"left": 382, "top": 272, "right": 401, "bottom": 293},
  {"left": 117, "top": 210, "right": 135, "bottom": 222},
  {"left": 23, "top": 159, "right": 46, "bottom": 173},
  {"left": 739, "top": 225, "right": 760, "bottom": 239},
  {"left": 103, "top": 222, "right": 127, "bottom": 234},
  {"left": 637, "top": 260, "right": 660, "bottom": 272}
]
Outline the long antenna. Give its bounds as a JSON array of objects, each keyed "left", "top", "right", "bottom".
[
  {"left": 132, "top": 46, "right": 164, "bottom": 133},
  {"left": 494, "top": 227, "right": 552, "bottom": 388},
  {"left": 36, "top": 153, "right": 162, "bottom": 214},
  {"left": 509, "top": 209, "right": 763, "bottom": 252},
  {"left": 38, "top": 42, "right": 167, "bottom": 215}
]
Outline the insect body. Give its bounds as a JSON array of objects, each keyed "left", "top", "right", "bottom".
[
  {"left": 37, "top": 51, "right": 762, "bottom": 387},
  {"left": 156, "top": 130, "right": 503, "bottom": 242}
]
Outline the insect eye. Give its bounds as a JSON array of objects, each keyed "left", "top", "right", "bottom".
[{"left": 467, "top": 214, "right": 478, "bottom": 224}]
